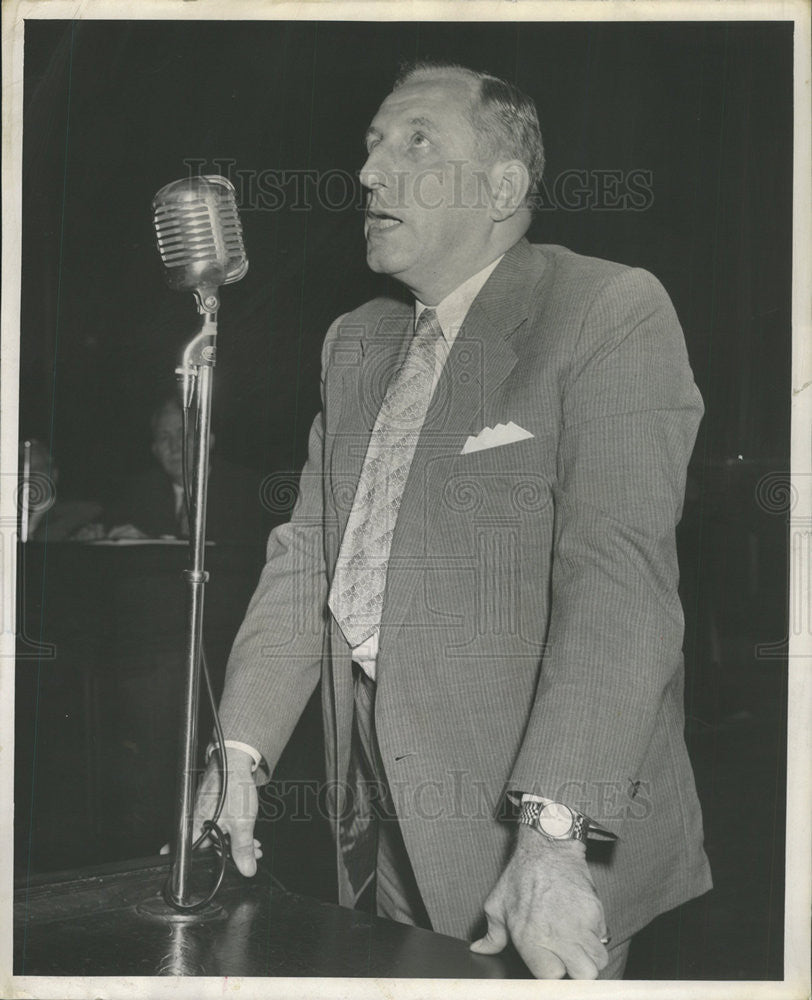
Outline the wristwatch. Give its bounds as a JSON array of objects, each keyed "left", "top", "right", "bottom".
[{"left": 518, "top": 800, "right": 591, "bottom": 843}]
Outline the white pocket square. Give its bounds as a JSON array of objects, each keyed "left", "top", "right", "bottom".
[{"left": 461, "top": 421, "right": 534, "bottom": 455}]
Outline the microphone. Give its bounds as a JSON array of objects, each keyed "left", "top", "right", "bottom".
[{"left": 152, "top": 174, "right": 248, "bottom": 313}]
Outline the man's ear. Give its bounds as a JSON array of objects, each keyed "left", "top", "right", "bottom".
[{"left": 489, "top": 160, "right": 531, "bottom": 221}]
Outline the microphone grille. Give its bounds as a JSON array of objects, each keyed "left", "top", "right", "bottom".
[{"left": 152, "top": 175, "right": 248, "bottom": 295}]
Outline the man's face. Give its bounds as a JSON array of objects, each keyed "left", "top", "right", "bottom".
[
  {"left": 151, "top": 405, "right": 185, "bottom": 485},
  {"left": 360, "top": 74, "right": 497, "bottom": 302}
]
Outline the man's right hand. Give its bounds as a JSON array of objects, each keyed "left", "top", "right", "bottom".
[
  {"left": 107, "top": 523, "right": 148, "bottom": 540},
  {"left": 160, "top": 747, "right": 262, "bottom": 877}
]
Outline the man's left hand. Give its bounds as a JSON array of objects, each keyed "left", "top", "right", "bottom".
[{"left": 470, "top": 825, "right": 609, "bottom": 979}]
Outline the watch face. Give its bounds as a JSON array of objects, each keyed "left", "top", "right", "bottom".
[{"left": 538, "top": 802, "right": 575, "bottom": 838}]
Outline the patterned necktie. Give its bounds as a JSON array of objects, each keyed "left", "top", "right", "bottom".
[{"left": 328, "top": 308, "right": 443, "bottom": 648}]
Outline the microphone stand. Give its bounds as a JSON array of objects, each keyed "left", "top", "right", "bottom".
[
  {"left": 167, "top": 310, "right": 218, "bottom": 909},
  {"left": 135, "top": 173, "right": 248, "bottom": 922},
  {"left": 136, "top": 309, "right": 224, "bottom": 922}
]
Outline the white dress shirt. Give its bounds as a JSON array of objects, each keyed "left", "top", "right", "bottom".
[{"left": 172, "top": 482, "right": 185, "bottom": 517}]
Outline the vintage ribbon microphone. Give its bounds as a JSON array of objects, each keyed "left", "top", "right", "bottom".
[{"left": 151, "top": 174, "right": 248, "bottom": 911}]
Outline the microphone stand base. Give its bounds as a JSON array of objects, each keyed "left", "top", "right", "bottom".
[{"left": 135, "top": 894, "right": 226, "bottom": 923}]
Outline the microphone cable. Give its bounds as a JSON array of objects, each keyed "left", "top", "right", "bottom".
[{"left": 161, "top": 397, "right": 230, "bottom": 912}]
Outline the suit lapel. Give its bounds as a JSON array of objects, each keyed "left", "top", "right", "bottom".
[
  {"left": 378, "top": 238, "right": 543, "bottom": 659},
  {"left": 433, "top": 237, "right": 541, "bottom": 444}
]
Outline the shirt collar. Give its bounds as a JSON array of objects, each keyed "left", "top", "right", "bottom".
[{"left": 414, "top": 254, "right": 504, "bottom": 344}]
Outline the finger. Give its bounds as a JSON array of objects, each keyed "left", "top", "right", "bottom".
[
  {"left": 580, "top": 938, "right": 609, "bottom": 972},
  {"left": 161, "top": 833, "right": 215, "bottom": 856},
  {"left": 581, "top": 929, "right": 610, "bottom": 970},
  {"left": 190, "top": 782, "right": 223, "bottom": 846},
  {"left": 556, "top": 943, "right": 600, "bottom": 981},
  {"left": 191, "top": 814, "right": 217, "bottom": 849},
  {"left": 469, "top": 912, "right": 509, "bottom": 955},
  {"left": 594, "top": 903, "right": 609, "bottom": 943},
  {"left": 229, "top": 827, "right": 259, "bottom": 876},
  {"left": 518, "top": 943, "right": 567, "bottom": 979},
  {"left": 108, "top": 524, "right": 138, "bottom": 539}
]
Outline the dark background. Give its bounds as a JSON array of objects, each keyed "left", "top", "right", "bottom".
[
  {"left": 15, "top": 18, "right": 791, "bottom": 980},
  {"left": 21, "top": 20, "right": 791, "bottom": 490}
]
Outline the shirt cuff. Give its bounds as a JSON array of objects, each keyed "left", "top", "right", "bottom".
[{"left": 206, "top": 740, "right": 263, "bottom": 773}]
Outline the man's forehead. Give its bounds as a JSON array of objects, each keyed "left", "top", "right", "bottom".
[{"left": 371, "top": 73, "right": 477, "bottom": 127}]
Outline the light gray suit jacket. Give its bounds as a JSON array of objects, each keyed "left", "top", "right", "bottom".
[{"left": 219, "top": 238, "right": 712, "bottom": 943}]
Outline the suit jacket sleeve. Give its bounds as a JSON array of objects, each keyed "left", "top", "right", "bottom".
[
  {"left": 508, "top": 267, "right": 703, "bottom": 831},
  {"left": 216, "top": 317, "right": 344, "bottom": 780}
]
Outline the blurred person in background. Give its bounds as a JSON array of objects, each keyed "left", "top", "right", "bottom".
[{"left": 106, "top": 396, "right": 268, "bottom": 545}]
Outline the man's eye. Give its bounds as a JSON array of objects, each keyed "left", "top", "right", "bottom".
[{"left": 411, "top": 132, "right": 429, "bottom": 148}]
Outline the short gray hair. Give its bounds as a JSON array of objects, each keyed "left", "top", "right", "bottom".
[{"left": 393, "top": 60, "right": 545, "bottom": 200}]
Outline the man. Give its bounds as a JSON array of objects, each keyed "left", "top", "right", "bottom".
[
  {"left": 190, "top": 61, "right": 711, "bottom": 979},
  {"left": 107, "top": 396, "right": 268, "bottom": 544}
]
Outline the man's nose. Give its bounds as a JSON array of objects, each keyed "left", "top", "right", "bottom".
[{"left": 359, "top": 149, "right": 388, "bottom": 192}]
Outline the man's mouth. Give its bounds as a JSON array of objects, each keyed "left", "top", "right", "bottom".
[{"left": 366, "top": 209, "right": 403, "bottom": 232}]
